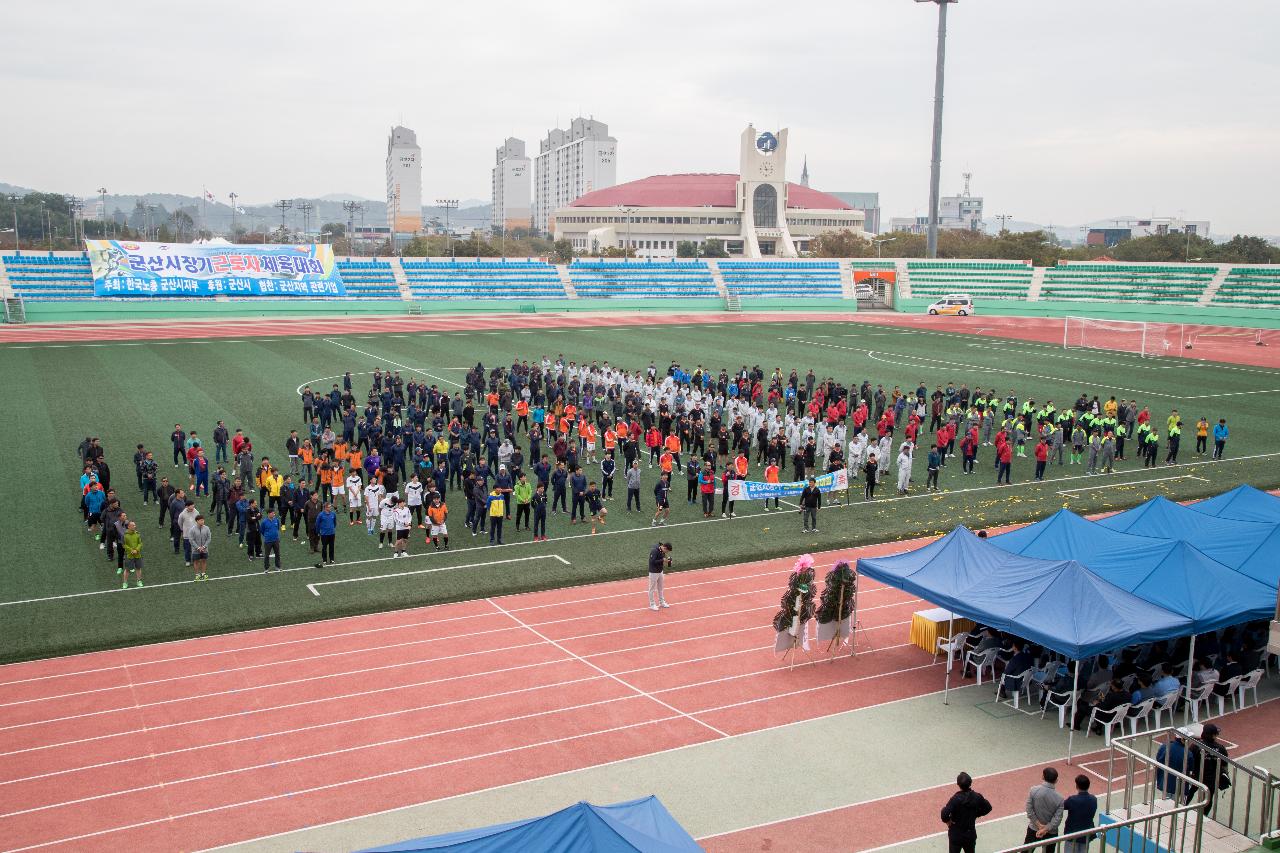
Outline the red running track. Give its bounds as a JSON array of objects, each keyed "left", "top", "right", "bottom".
[
  {"left": 0, "top": 312, "right": 855, "bottom": 344},
  {"left": 0, "top": 538, "right": 948, "bottom": 852}
]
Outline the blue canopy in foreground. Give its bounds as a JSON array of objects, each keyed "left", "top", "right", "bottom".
[
  {"left": 356, "top": 796, "right": 703, "bottom": 853},
  {"left": 1191, "top": 484, "right": 1280, "bottom": 524},
  {"left": 1097, "top": 495, "right": 1280, "bottom": 588},
  {"left": 856, "top": 527, "right": 1193, "bottom": 660},
  {"left": 991, "top": 509, "right": 1275, "bottom": 633}
]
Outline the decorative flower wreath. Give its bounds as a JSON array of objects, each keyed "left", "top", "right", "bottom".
[
  {"left": 772, "top": 554, "right": 817, "bottom": 631},
  {"left": 816, "top": 560, "right": 856, "bottom": 624}
]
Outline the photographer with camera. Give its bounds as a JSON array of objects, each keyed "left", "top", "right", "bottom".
[{"left": 647, "top": 541, "right": 673, "bottom": 612}]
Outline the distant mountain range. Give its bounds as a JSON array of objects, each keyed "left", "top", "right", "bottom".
[{"left": 0, "top": 182, "right": 492, "bottom": 235}]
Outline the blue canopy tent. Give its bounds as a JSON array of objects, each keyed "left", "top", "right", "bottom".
[
  {"left": 1097, "top": 495, "right": 1280, "bottom": 588},
  {"left": 856, "top": 527, "right": 1193, "bottom": 760},
  {"left": 991, "top": 509, "right": 1276, "bottom": 632},
  {"left": 356, "top": 796, "right": 703, "bottom": 853},
  {"left": 992, "top": 508, "right": 1276, "bottom": 722},
  {"left": 1191, "top": 484, "right": 1280, "bottom": 524}
]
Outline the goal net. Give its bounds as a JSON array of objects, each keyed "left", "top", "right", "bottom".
[{"left": 1063, "top": 316, "right": 1162, "bottom": 357}]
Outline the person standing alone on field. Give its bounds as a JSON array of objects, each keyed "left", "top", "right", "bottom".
[
  {"left": 189, "top": 514, "right": 211, "bottom": 581},
  {"left": 1212, "top": 419, "right": 1228, "bottom": 459},
  {"left": 647, "top": 541, "right": 672, "bottom": 611},
  {"left": 1024, "top": 766, "right": 1064, "bottom": 853},
  {"left": 799, "top": 477, "right": 821, "bottom": 533},
  {"left": 940, "top": 771, "right": 993, "bottom": 853},
  {"left": 121, "top": 521, "right": 143, "bottom": 589}
]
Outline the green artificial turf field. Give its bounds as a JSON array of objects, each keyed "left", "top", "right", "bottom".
[{"left": 3, "top": 318, "right": 1279, "bottom": 664}]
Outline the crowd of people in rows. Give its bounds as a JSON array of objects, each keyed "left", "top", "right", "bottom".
[{"left": 75, "top": 355, "right": 1231, "bottom": 585}]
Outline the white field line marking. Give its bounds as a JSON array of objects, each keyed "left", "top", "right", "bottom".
[
  {"left": 323, "top": 338, "right": 464, "bottom": 388},
  {"left": 1058, "top": 473, "right": 1208, "bottom": 496},
  {"left": 306, "top": 554, "right": 569, "bottom": 596},
  {"left": 0, "top": 557, "right": 899, "bottom": 687},
  {"left": 963, "top": 341, "right": 1186, "bottom": 370},
  {"left": 1, "top": 587, "right": 923, "bottom": 719},
  {"left": 293, "top": 368, "right": 473, "bottom": 396},
  {"left": 487, "top": 597, "right": 728, "bottom": 738},
  {"left": 10, "top": 449, "right": 1276, "bottom": 609},
  {"left": 1182, "top": 387, "right": 1280, "bottom": 399}
]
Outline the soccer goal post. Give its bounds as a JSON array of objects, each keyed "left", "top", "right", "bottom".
[{"left": 1063, "top": 316, "right": 1155, "bottom": 357}]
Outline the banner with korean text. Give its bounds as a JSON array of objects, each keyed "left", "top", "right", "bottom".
[
  {"left": 726, "top": 468, "right": 848, "bottom": 502},
  {"left": 86, "top": 240, "right": 346, "bottom": 297}
]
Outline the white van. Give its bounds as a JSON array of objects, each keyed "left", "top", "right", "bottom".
[{"left": 926, "top": 294, "right": 975, "bottom": 316}]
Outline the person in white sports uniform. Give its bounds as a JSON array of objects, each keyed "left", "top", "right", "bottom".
[
  {"left": 405, "top": 474, "right": 425, "bottom": 528},
  {"left": 345, "top": 472, "right": 363, "bottom": 526},
  {"left": 378, "top": 493, "right": 398, "bottom": 549},
  {"left": 392, "top": 501, "right": 413, "bottom": 558},
  {"left": 363, "top": 480, "right": 385, "bottom": 536}
]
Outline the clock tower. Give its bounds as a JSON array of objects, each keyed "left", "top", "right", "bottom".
[{"left": 737, "top": 124, "right": 797, "bottom": 257}]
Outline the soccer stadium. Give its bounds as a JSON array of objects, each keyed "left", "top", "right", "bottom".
[{"left": 2, "top": 4, "right": 1279, "bottom": 853}]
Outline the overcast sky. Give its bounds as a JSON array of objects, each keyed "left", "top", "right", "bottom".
[{"left": 5, "top": 0, "right": 1278, "bottom": 233}]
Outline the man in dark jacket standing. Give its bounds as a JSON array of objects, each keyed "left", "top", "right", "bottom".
[
  {"left": 941, "top": 771, "right": 993, "bottom": 853},
  {"left": 799, "top": 477, "right": 822, "bottom": 534}
]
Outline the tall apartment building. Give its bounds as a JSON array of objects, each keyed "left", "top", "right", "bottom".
[
  {"left": 491, "top": 137, "right": 532, "bottom": 232},
  {"left": 532, "top": 117, "right": 616, "bottom": 234},
  {"left": 385, "top": 125, "right": 422, "bottom": 235}
]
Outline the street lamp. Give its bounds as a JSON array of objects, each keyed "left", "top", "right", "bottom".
[
  {"left": 228, "top": 192, "right": 239, "bottom": 238},
  {"left": 996, "top": 214, "right": 1012, "bottom": 234},
  {"left": 436, "top": 199, "right": 459, "bottom": 256},
  {"left": 9, "top": 194, "right": 19, "bottom": 250},
  {"left": 273, "top": 199, "right": 293, "bottom": 243},
  {"left": 874, "top": 236, "right": 897, "bottom": 258},
  {"left": 916, "top": 0, "right": 957, "bottom": 259},
  {"left": 619, "top": 206, "right": 637, "bottom": 258}
]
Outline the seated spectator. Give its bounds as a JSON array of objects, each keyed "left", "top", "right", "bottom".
[
  {"left": 1074, "top": 678, "right": 1128, "bottom": 732},
  {"left": 964, "top": 629, "right": 1003, "bottom": 677},
  {"left": 1134, "top": 663, "right": 1179, "bottom": 704},
  {"left": 1213, "top": 652, "right": 1242, "bottom": 697},
  {"left": 998, "top": 642, "right": 1035, "bottom": 699},
  {"left": 1112, "top": 650, "right": 1139, "bottom": 682},
  {"left": 1191, "top": 658, "right": 1218, "bottom": 688},
  {"left": 1086, "top": 656, "right": 1114, "bottom": 692}
]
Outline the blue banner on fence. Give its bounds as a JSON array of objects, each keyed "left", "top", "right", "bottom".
[
  {"left": 727, "top": 469, "right": 848, "bottom": 501},
  {"left": 86, "top": 240, "right": 345, "bottom": 297}
]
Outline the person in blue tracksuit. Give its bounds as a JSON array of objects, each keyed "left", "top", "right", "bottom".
[{"left": 260, "top": 509, "right": 281, "bottom": 572}]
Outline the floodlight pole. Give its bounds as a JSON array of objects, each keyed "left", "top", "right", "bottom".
[{"left": 919, "top": 0, "right": 956, "bottom": 259}]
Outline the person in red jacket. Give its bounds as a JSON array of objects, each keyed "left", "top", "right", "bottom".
[
  {"left": 645, "top": 427, "right": 662, "bottom": 468},
  {"left": 997, "top": 439, "right": 1013, "bottom": 485},
  {"left": 1033, "top": 438, "right": 1049, "bottom": 481}
]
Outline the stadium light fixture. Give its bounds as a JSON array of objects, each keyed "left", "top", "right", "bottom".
[
  {"left": 436, "top": 199, "right": 459, "bottom": 257},
  {"left": 873, "top": 236, "right": 897, "bottom": 258},
  {"left": 915, "top": 0, "right": 957, "bottom": 259}
]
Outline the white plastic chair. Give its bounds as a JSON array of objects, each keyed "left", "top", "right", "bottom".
[
  {"left": 1127, "top": 697, "right": 1157, "bottom": 735},
  {"left": 1213, "top": 675, "right": 1242, "bottom": 716},
  {"left": 935, "top": 635, "right": 966, "bottom": 670},
  {"left": 1182, "top": 682, "right": 1216, "bottom": 722},
  {"left": 1087, "top": 702, "right": 1131, "bottom": 745},
  {"left": 1041, "top": 689, "right": 1079, "bottom": 729},
  {"left": 1237, "top": 669, "right": 1263, "bottom": 709},
  {"left": 964, "top": 648, "right": 998, "bottom": 685},
  {"left": 1150, "top": 690, "right": 1180, "bottom": 729},
  {"left": 998, "top": 669, "right": 1034, "bottom": 710}
]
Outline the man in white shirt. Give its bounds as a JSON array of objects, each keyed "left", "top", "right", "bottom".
[
  {"left": 363, "top": 481, "right": 385, "bottom": 536},
  {"left": 392, "top": 500, "right": 413, "bottom": 558},
  {"left": 378, "top": 493, "right": 398, "bottom": 549},
  {"left": 345, "top": 472, "right": 363, "bottom": 525},
  {"left": 405, "top": 474, "right": 425, "bottom": 528}
]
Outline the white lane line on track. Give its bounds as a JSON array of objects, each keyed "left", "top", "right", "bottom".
[
  {"left": 1057, "top": 473, "right": 1207, "bottom": 496},
  {"left": 306, "top": 554, "right": 569, "bottom": 596}
]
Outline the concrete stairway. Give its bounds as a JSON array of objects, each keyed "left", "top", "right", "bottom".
[
  {"left": 555, "top": 265, "right": 578, "bottom": 298},
  {"left": 1027, "top": 266, "right": 1047, "bottom": 301},
  {"left": 838, "top": 260, "right": 855, "bottom": 299},
  {"left": 389, "top": 257, "right": 413, "bottom": 301},
  {"left": 705, "top": 259, "right": 729, "bottom": 299},
  {"left": 1199, "top": 264, "right": 1231, "bottom": 305}
]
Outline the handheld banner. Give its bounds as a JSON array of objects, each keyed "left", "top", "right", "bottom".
[
  {"left": 727, "top": 468, "right": 848, "bottom": 502},
  {"left": 86, "top": 240, "right": 346, "bottom": 297}
]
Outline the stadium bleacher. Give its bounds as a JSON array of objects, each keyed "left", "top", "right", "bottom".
[
  {"left": 718, "top": 260, "right": 842, "bottom": 298},
  {"left": 401, "top": 258, "right": 565, "bottom": 299},
  {"left": 3, "top": 253, "right": 95, "bottom": 300},
  {"left": 334, "top": 259, "right": 401, "bottom": 299},
  {"left": 906, "top": 260, "right": 1034, "bottom": 301},
  {"left": 1041, "top": 263, "right": 1216, "bottom": 304},
  {"left": 1211, "top": 267, "right": 1280, "bottom": 309},
  {"left": 567, "top": 259, "right": 718, "bottom": 298}
]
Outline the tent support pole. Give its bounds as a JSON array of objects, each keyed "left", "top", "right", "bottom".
[
  {"left": 1183, "top": 634, "right": 1196, "bottom": 727},
  {"left": 1067, "top": 662, "right": 1080, "bottom": 764},
  {"left": 943, "top": 614, "right": 954, "bottom": 705}
]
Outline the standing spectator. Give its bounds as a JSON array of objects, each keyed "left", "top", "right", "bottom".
[
  {"left": 286, "top": 430, "right": 301, "bottom": 476},
  {"left": 799, "top": 477, "right": 821, "bottom": 533},
  {"left": 1212, "top": 419, "right": 1228, "bottom": 459},
  {"left": 997, "top": 439, "right": 1013, "bottom": 485},
  {"left": 213, "top": 420, "right": 229, "bottom": 463},
  {"left": 927, "top": 444, "right": 942, "bottom": 491},
  {"left": 133, "top": 444, "right": 148, "bottom": 494},
  {"left": 864, "top": 454, "right": 879, "bottom": 500},
  {"left": 625, "top": 461, "right": 642, "bottom": 512},
  {"left": 189, "top": 515, "right": 211, "bottom": 581},
  {"left": 940, "top": 771, "right": 992, "bottom": 853},
  {"left": 530, "top": 483, "right": 548, "bottom": 542},
  {"left": 260, "top": 508, "right": 281, "bottom": 572},
  {"left": 244, "top": 499, "right": 263, "bottom": 558},
  {"left": 121, "top": 521, "right": 143, "bottom": 589},
  {"left": 427, "top": 494, "right": 451, "bottom": 550},
  {"left": 315, "top": 502, "right": 337, "bottom": 566},
  {"left": 513, "top": 474, "right": 532, "bottom": 532},
  {"left": 170, "top": 424, "right": 186, "bottom": 468},
  {"left": 1061, "top": 775, "right": 1097, "bottom": 853},
  {"left": 167, "top": 490, "right": 186, "bottom": 554},
  {"left": 1024, "top": 767, "right": 1064, "bottom": 853},
  {"left": 651, "top": 473, "right": 671, "bottom": 527},
  {"left": 647, "top": 542, "right": 672, "bottom": 611},
  {"left": 1192, "top": 724, "right": 1229, "bottom": 813},
  {"left": 485, "top": 487, "right": 506, "bottom": 544},
  {"left": 177, "top": 499, "right": 199, "bottom": 566},
  {"left": 392, "top": 499, "right": 413, "bottom": 558},
  {"left": 140, "top": 452, "right": 159, "bottom": 506}
]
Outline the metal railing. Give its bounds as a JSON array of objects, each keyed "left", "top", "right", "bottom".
[
  {"left": 998, "top": 728, "right": 1208, "bottom": 853},
  {"left": 1178, "top": 730, "right": 1280, "bottom": 844}
]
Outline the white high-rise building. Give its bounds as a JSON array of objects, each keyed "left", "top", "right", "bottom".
[
  {"left": 385, "top": 125, "right": 422, "bottom": 235},
  {"left": 532, "top": 117, "right": 616, "bottom": 234},
  {"left": 491, "top": 138, "right": 531, "bottom": 232}
]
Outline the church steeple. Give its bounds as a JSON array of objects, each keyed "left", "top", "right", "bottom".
[{"left": 800, "top": 155, "right": 810, "bottom": 188}]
